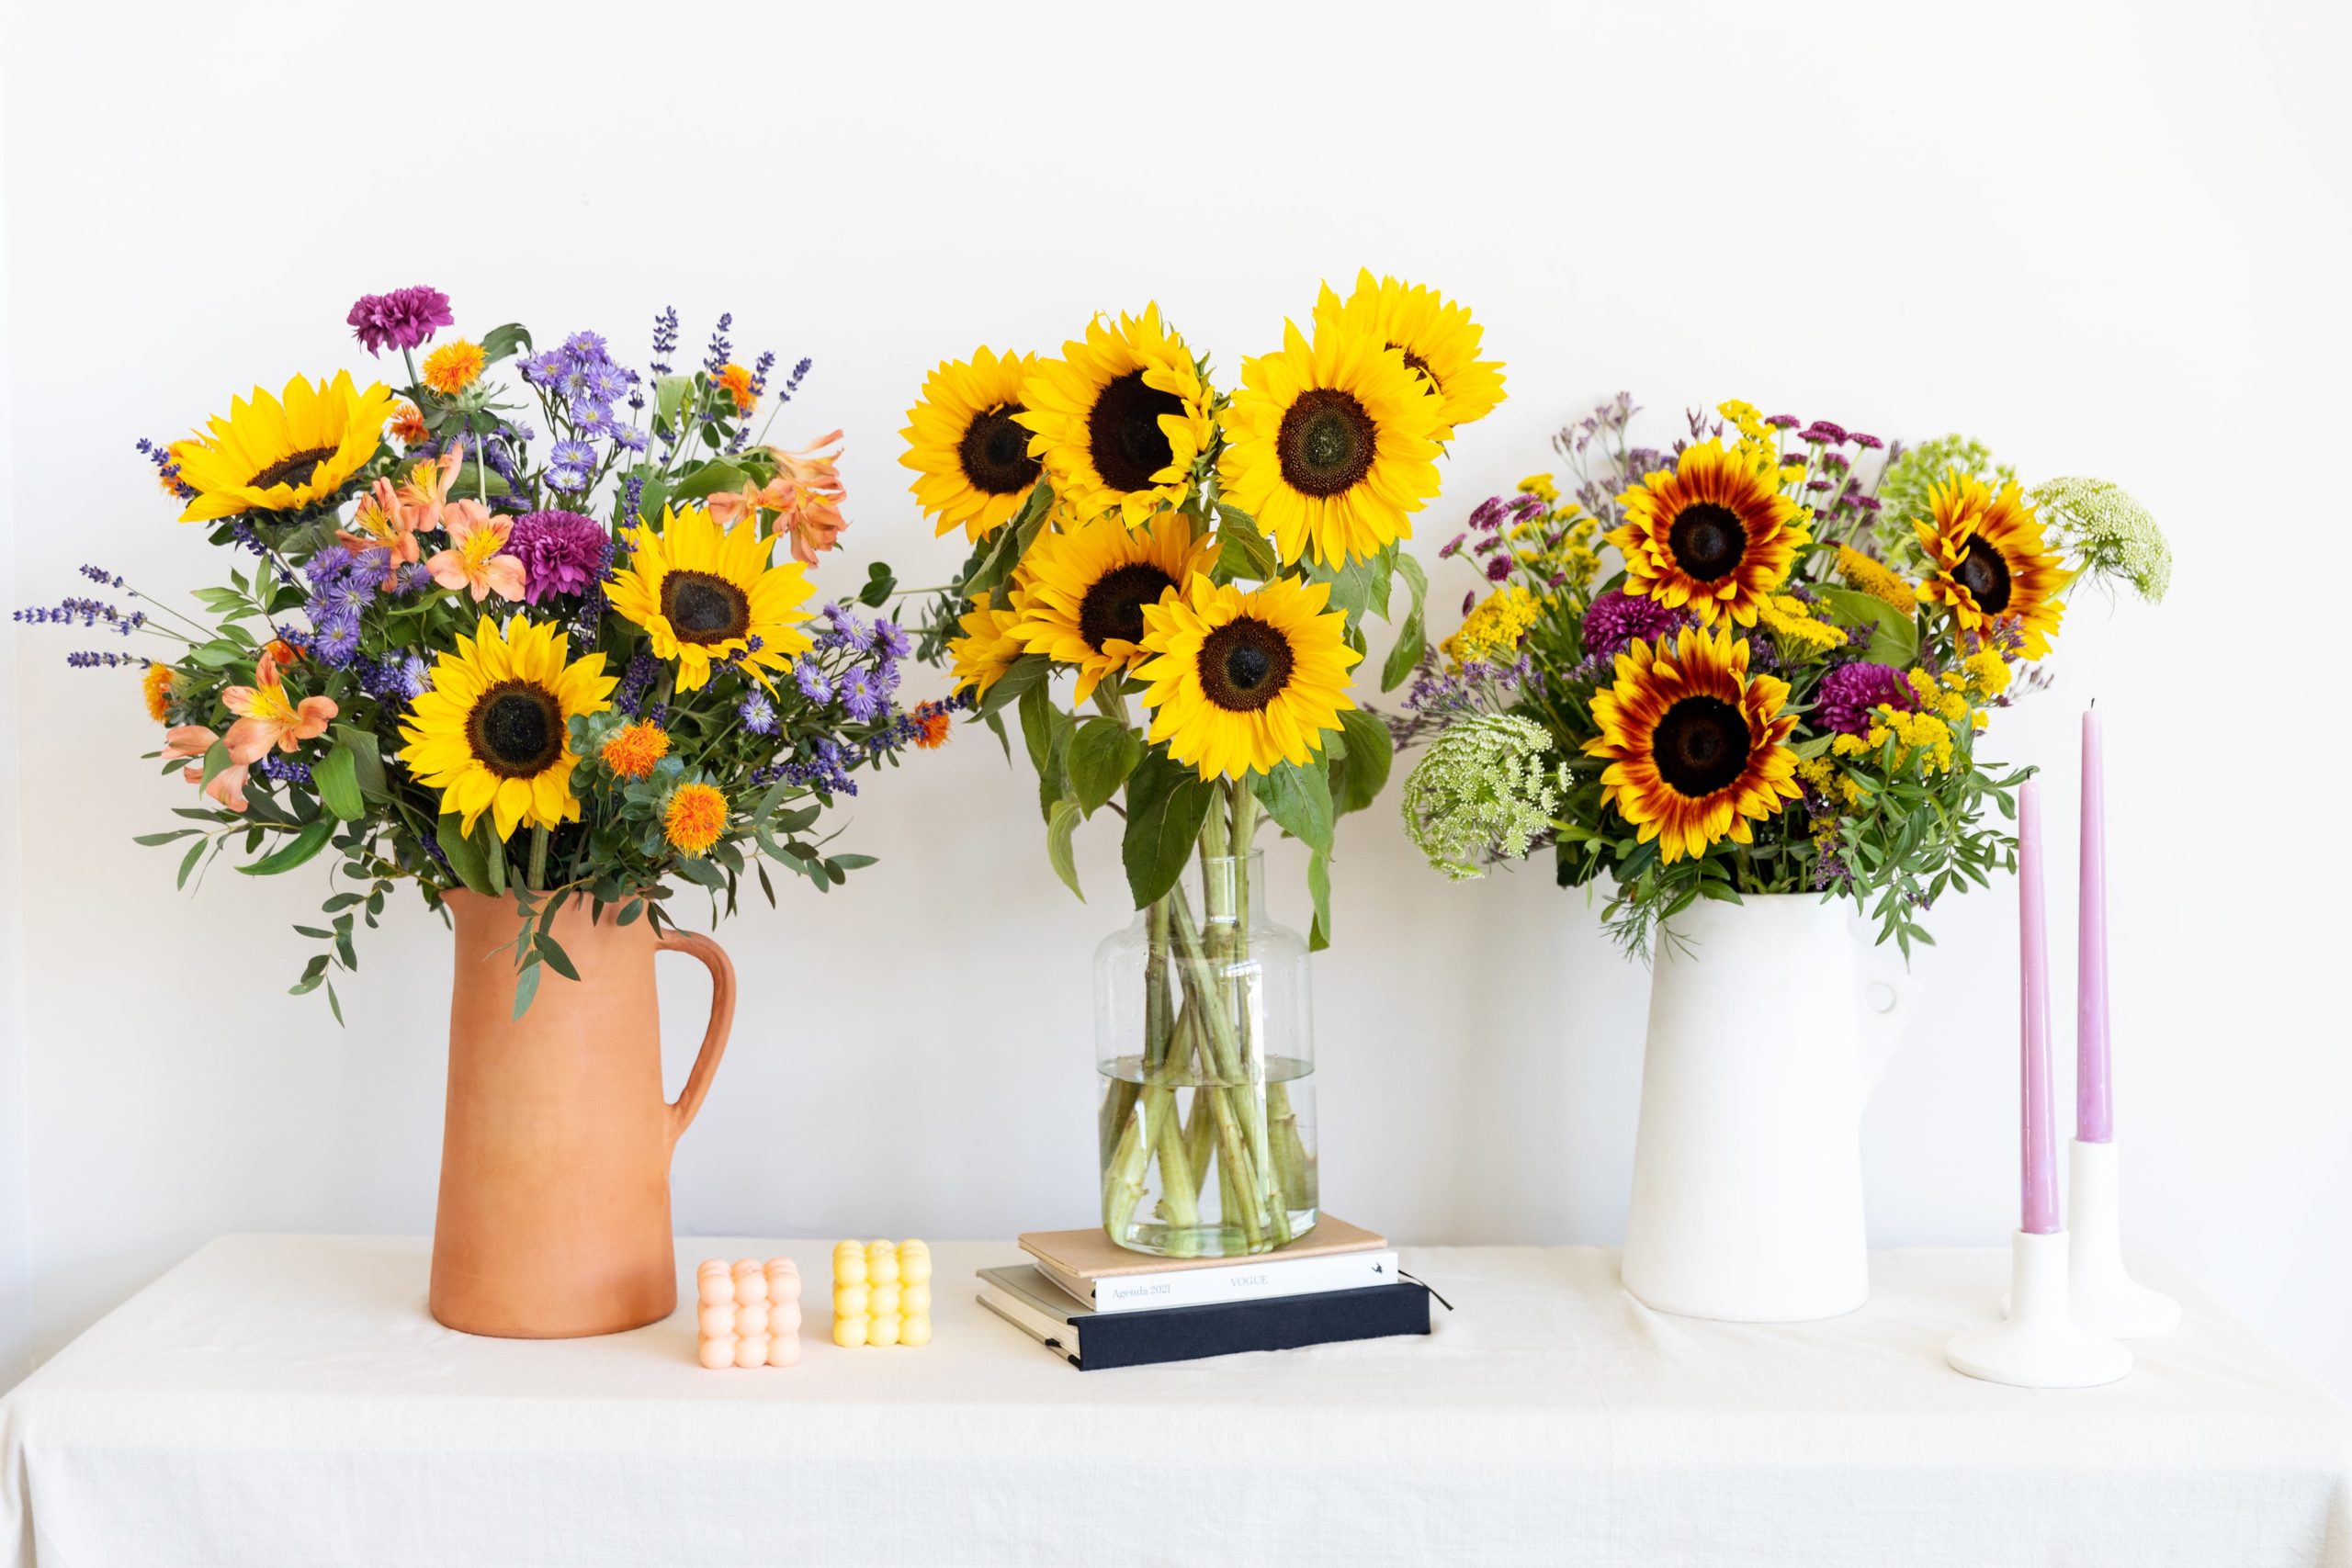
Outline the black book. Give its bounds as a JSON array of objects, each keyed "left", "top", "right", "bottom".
[{"left": 977, "top": 1264, "right": 1430, "bottom": 1371}]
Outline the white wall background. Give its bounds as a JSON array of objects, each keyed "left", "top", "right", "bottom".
[{"left": 4, "top": 0, "right": 2347, "bottom": 1396}]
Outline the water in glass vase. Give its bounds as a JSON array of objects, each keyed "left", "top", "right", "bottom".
[{"left": 1097, "top": 1053, "right": 1318, "bottom": 1258}]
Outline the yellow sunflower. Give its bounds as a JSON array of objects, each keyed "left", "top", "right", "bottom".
[
  {"left": 1312, "top": 268, "right": 1505, "bottom": 441},
  {"left": 1584, "top": 625, "right": 1803, "bottom": 863},
  {"left": 1608, "top": 439, "right": 1811, "bottom": 627},
  {"left": 1915, "top": 472, "right": 2066, "bottom": 659},
  {"left": 1015, "top": 305, "right": 1216, "bottom": 528},
  {"left": 1135, "top": 575, "right": 1363, "bottom": 781},
  {"left": 901, "top": 347, "right": 1045, "bottom": 542},
  {"left": 401, "top": 616, "right": 617, "bottom": 840},
  {"left": 171, "top": 371, "right": 397, "bottom": 523},
  {"left": 1219, "top": 316, "right": 1445, "bottom": 569},
  {"left": 946, "top": 586, "right": 1029, "bottom": 700},
  {"left": 1007, "top": 511, "right": 1218, "bottom": 707},
  {"left": 605, "top": 503, "right": 816, "bottom": 692}
]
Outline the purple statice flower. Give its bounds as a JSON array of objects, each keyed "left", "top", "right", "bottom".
[
  {"left": 1815, "top": 660, "right": 1917, "bottom": 737},
  {"left": 346, "top": 287, "right": 453, "bottom": 356},
  {"left": 547, "top": 440, "right": 597, "bottom": 492},
  {"left": 507, "top": 512, "right": 609, "bottom": 604},
  {"left": 794, "top": 661, "right": 834, "bottom": 705},
  {"left": 1580, "top": 589, "right": 1688, "bottom": 660},
  {"left": 738, "top": 692, "right": 778, "bottom": 735}
]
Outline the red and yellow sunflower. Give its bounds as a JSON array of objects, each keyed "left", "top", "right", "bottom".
[
  {"left": 1914, "top": 472, "right": 2066, "bottom": 659},
  {"left": 1607, "top": 440, "right": 1810, "bottom": 626},
  {"left": 1584, "top": 626, "right": 1802, "bottom": 863}
]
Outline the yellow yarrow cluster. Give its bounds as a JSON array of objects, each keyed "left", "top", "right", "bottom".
[
  {"left": 1442, "top": 585, "right": 1543, "bottom": 666},
  {"left": 1796, "top": 754, "right": 1863, "bottom": 810},
  {"left": 1757, "top": 593, "right": 1849, "bottom": 659},
  {"left": 1517, "top": 472, "right": 1559, "bottom": 504},
  {"left": 1836, "top": 545, "right": 1914, "bottom": 614}
]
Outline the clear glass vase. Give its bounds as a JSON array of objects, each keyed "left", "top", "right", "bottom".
[{"left": 1094, "top": 849, "right": 1317, "bottom": 1258}]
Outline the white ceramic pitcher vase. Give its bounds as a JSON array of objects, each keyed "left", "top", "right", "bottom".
[{"left": 1620, "top": 894, "right": 1919, "bottom": 1322}]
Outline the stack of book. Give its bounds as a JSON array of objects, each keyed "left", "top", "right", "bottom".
[{"left": 977, "top": 1216, "right": 1430, "bottom": 1371}]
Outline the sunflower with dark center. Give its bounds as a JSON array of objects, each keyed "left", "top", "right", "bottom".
[
  {"left": 899, "top": 346, "right": 1046, "bottom": 542},
  {"left": 1014, "top": 304, "right": 1215, "bottom": 527},
  {"left": 1582, "top": 625, "right": 1802, "bottom": 864},
  {"left": 945, "top": 585, "right": 1029, "bottom": 701},
  {"left": 1312, "top": 268, "right": 1506, "bottom": 442},
  {"left": 1135, "top": 575, "right": 1363, "bottom": 781},
  {"left": 400, "top": 616, "right": 617, "bottom": 840},
  {"left": 1219, "top": 315, "right": 1445, "bottom": 569},
  {"left": 1915, "top": 471, "right": 2067, "bottom": 659},
  {"left": 605, "top": 502, "right": 816, "bottom": 692},
  {"left": 1606, "top": 439, "right": 1810, "bottom": 627},
  {"left": 169, "top": 370, "right": 397, "bottom": 524},
  {"left": 1006, "top": 512, "right": 1217, "bottom": 707}
]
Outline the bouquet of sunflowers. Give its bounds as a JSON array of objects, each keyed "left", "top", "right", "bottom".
[
  {"left": 1394, "top": 395, "right": 2170, "bottom": 955},
  {"left": 901, "top": 272, "right": 1501, "bottom": 1253},
  {"left": 17, "top": 287, "right": 943, "bottom": 1017}
]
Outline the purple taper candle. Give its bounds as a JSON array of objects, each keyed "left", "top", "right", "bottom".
[
  {"left": 2077, "top": 706, "right": 2113, "bottom": 1143},
  {"left": 2018, "top": 778, "right": 2061, "bottom": 1235}
]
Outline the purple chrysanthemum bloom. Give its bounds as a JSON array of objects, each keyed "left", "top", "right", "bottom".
[
  {"left": 1580, "top": 589, "right": 1689, "bottom": 660},
  {"left": 738, "top": 692, "right": 778, "bottom": 735},
  {"left": 1849, "top": 432, "right": 1883, "bottom": 450},
  {"left": 1484, "top": 555, "right": 1514, "bottom": 582},
  {"left": 346, "top": 287, "right": 453, "bottom": 356},
  {"left": 1437, "top": 532, "right": 1469, "bottom": 559},
  {"left": 1815, "top": 660, "right": 1917, "bottom": 737},
  {"left": 507, "top": 512, "right": 610, "bottom": 604},
  {"left": 795, "top": 662, "right": 833, "bottom": 705},
  {"left": 1764, "top": 413, "right": 1801, "bottom": 430}
]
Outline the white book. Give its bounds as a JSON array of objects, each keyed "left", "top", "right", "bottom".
[{"left": 1035, "top": 1247, "right": 1403, "bottom": 1314}]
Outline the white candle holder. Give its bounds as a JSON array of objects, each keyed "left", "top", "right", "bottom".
[
  {"left": 2067, "top": 1138, "right": 2182, "bottom": 1338},
  {"left": 1948, "top": 1229, "right": 2132, "bottom": 1388}
]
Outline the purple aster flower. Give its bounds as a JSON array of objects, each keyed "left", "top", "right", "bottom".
[
  {"left": 821, "top": 602, "right": 873, "bottom": 652},
  {"left": 507, "top": 511, "right": 610, "bottom": 604},
  {"left": 562, "top": 331, "right": 610, "bottom": 362},
  {"left": 795, "top": 662, "right": 834, "bottom": 705},
  {"left": 346, "top": 287, "right": 453, "bottom": 356},
  {"left": 1580, "top": 589, "right": 1690, "bottom": 660},
  {"left": 521, "top": 349, "right": 568, "bottom": 387},
  {"left": 308, "top": 604, "right": 364, "bottom": 668},
  {"left": 569, "top": 399, "right": 616, "bottom": 437},
  {"left": 838, "top": 666, "right": 883, "bottom": 722},
  {"left": 547, "top": 440, "right": 597, "bottom": 492},
  {"left": 1815, "top": 660, "right": 1917, "bottom": 737},
  {"left": 612, "top": 425, "right": 649, "bottom": 454},
  {"left": 875, "top": 619, "right": 911, "bottom": 661},
  {"left": 738, "top": 692, "right": 778, "bottom": 734}
]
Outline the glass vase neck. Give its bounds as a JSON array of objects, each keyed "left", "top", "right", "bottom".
[{"left": 1191, "top": 851, "right": 1265, "bottom": 925}]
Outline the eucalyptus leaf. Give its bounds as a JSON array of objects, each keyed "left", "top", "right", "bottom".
[{"left": 237, "top": 818, "right": 333, "bottom": 877}]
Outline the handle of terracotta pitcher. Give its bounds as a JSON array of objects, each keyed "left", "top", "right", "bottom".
[{"left": 657, "top": 931, "right": 736, "bottom": 1146}]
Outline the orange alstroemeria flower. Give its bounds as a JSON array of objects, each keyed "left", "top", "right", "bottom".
[
  {"left": 706, "top": 432, "right": 851, "bottom": 565},
  {"left": 220, "top": 652, "right": 337, "bottom": 764},
  {"left": 162, "top": 724, "right": 250, "bottom": 813},
  {"left": 425, "top": 499, "right": 526, "bottom": 602},
  {"left": 396, "top": 438, "right": 466, "bottom": 534},
  {"left": 337, "top": 475, "right": 423, "bottom": 588}
]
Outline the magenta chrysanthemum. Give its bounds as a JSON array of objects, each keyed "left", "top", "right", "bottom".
[
  {"left": 1815, "top": 660, "right": 1917, "bottom": 737},
  {"left": 346, "top": 287, "right": 454, "bottom": 356},
  {"left": 1580, "top": 588, "right": 1689, "bottom": 660},
  {"left": 506, "top": 511, "right": 611, "bottom": 604}
]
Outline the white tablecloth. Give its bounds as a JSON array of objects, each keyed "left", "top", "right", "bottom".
[{"left": 0, "top": 1235, "right": 2344, "bottom": 1567}]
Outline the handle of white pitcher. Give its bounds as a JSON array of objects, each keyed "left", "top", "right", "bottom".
[{"left": 1855, "top": 953, "right": 1921, "bottom": 1095}]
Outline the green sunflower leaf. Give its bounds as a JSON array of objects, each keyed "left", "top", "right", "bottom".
[
  {"left": 1067, "top": 717, "right": 1145, "bottom": 816},
  {"left": 1328, "top": 708, "right": 1395, "bottom": 816},
  {"left": 1306, "top": 849, "right": 1333, "bottom": 952},
  {"left": 435, "top": 813, "right": 495, "bottom": 897},
  {"left": 479, "top": 323, "right": 533, "bottom": 364},
  {"left": 976, "top": 653, "right": 1051, "bottom": 721},
  {"left": 1250, "top": 760, "right": 1334, "bottom": 856},
  {"left": 1211, "top": 503, "right": 1281, "bottom": 583},
  {"left": 1122, "top": 750, "right": 1217, "bottom": 908},
  {"left": 1046, "top": 797, "right": 1085, "bottom": 902}
]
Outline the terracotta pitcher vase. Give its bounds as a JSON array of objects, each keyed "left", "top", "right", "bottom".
[{"left": 430, "top": 890, "right": 736, "bottom": 1337}]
